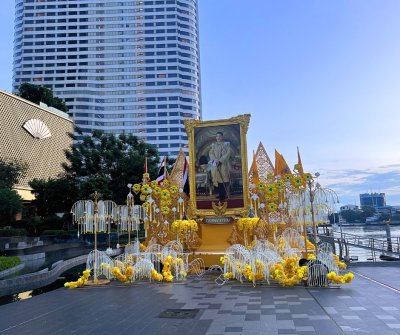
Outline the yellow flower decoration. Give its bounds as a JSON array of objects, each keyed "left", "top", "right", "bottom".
[
  {"left": 172, "top": 220, "right": 198, "bottom": 239},
  {"left": 161, "top": 189, "right": 170, "bottom": 200},
  {"left": 161, "top": 206, "right": 170, "bottom": 215},
  {"left": 143, "top": 172, "right": 150, "bottom": 179},
  {"left": 151, "top": 269, "right": 163, "bottom": 281},
  {"left": 141, "top": 184, "right": 152, "bottom": 195},
  {"left": 142, "top": 202, "right": 149, "bottom": 209},
  {"left": 284, "top": 174, "right": 292, "bottom": 182},
  {"left": 292, "top": 177, "right": 303, "bottom": 187},
  {"left": 333, "top": 255, "right": 347, "bottom": 269},
  {"left": 151, "top": 180, "right": 158, "bottom": 188},
  {"left": 307, "top": 253, "right": 316, "bottom": 260},
  {"left": 265, "top": 184, "right": 276, "bottom": 194},
  {"left": 64, "top": 269, "right": 91, "bottom": 289},
  {"left": 275, "top": 180, "right": 284, "bottom": 189},
  {"left": 153, "top": 186, "right": 162, "bottom": 197},
  {"left": 112, "top": 267, "right": 128, "bottom": 282},
  {"left": 327, "top": 271, "right": 354, "bottom": 284},
  {"left": 224, "top": 272, "right": 234, "bottom": 279},
  {"left": 268, "top": 202, "right": 278, "bottom": 212},
  {"left": 140, "top": 194, "right": 146, "bottom": 202},
  {"left": 160, "top": 179, "right": 170, "bottom": 188},
  {"left": 304, "top": 173, "right": 312, "bottom": 182},
  {"left": 270, "top": 257, "right": 307, "bottom": 286},
  {"left": 257, "top": 182, "right": 265, "bottom": 190},
  {"left": 132, "top": 184, "right": 141, "bottom": 192},
  {"left": 266, "top": 173, "right": 275, "bottom": 181},
  {"left": 169, "top": 185, "right": 178, "bottom": 194},
  {"left": 236, "top": 218, "right": 259, "bottom": 232}
]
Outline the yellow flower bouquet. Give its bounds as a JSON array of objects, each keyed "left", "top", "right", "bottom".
[
  {"left": 64, "top": 269, "right": 91, "bottom": 289},
  {"left": 327, "top": 271, "right": 354, "bottom": 284},
  {"left": 236, "top": 218, "right": 259, "bottom": 232},
  {"left": 172, "top": 219, "right": 198, "bottom": 240},
  {"left": 270, "top": 257, "right": 308, "bottom": 286}
]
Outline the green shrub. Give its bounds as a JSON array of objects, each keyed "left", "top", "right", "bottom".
[
  {"left": 0, "top": 256, "right": 22, "bottom": 272},
  {"left": 41, "top": 230, "right": 68, "bottom": 236},
  {"left": 0, "top": 228, "right": 28, "bottom": 237},
  {"left": 24, "top": 216, "right": 44, "bottom": 236},
  {"left": 42, "top": 215, "right": 64, "bottom": 230}
]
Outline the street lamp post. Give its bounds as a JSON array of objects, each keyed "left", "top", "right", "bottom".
[
  {"left": 71, "top": 192, "right": 117, "bottom": 284},
  {"left": 115, "top": 184, "right": 143, "bottom": 251},
  {"left": 288, "top": 173, "right": 339, "bottom": 258},
  {"left": 127, "top": 184, "right": 134, "bottom": 245}
]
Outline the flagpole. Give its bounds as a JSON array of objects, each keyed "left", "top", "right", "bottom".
[
  {"left": 164, "top": 156, "right": 167, "bottom": 180},
  {"left": 143, "top": 149, "right": 148, "bottom": 238}
]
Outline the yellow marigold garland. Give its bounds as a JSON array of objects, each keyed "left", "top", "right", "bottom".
[
  {"left": 333, "top": 255, "right": 347, "bottom": 269},
  {"left": 306, "top": 239, "right": 315, "bottom": 250},
  {"left": 270, "top": 257, "right": 308, "bottom": 286},
  {"left": 224, "top": 272, "right": 234, "bottom": 279},
  {"left": 64, "top": 269, "right": 91, "bottom": 289},
  {"left": 132, "top": 183, "right": 141, "bottom": 193},
  {"left": 162, "top": 255, "right": 174, "bottom": 282},
  {"left": 151, "top": 269, "right": 164, "bottom": 281},
  {"left": 236, "top": 218, "right": 259, "bottom": 232},
  {"left": 327, "top": 271, "right": 354, "bottom": 284},
  {"left": 172, "top": 219, "right": 198, "bottom": 240},
  {"left": 112, "top": 266, "right": 135, "bottom": 283},
  {"left": 307, "top": 253, "right": 316, "bottom": 260}
]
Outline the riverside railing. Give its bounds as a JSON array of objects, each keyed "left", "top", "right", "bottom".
[{"left": 317, "top": 231, "right": 400, "bottom": 261}]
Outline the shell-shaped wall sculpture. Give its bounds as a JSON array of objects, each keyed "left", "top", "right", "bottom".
[{"left": 22, "top": 119, "right": 51, "bottom": 139}]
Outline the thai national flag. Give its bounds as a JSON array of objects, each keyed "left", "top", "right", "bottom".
[{"left": 156, "top": 157, "right": 167, "bottom": 184}]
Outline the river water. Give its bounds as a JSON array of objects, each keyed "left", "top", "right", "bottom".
[
  {"left": 331, "top": 224, "right": 400, "bottom": 261},
  {"left": 333, "top": 224, "right": 400, "bottom": 238}
]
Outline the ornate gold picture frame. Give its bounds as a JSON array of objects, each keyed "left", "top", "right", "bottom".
[{"left": 184, "top": 114, "right": 251, "bottom": 217}]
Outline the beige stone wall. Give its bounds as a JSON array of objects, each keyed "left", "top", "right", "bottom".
[{"left": 0, "top": 90, "right": 73, "bottom": 199}]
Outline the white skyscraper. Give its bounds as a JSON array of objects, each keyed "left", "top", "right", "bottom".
[{"left": 13, "top": 0, "right": 201, "bottom": 157}]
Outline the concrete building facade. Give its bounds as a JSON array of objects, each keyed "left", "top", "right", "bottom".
[
  {"left": 12, "top": 0, "right": 201, "bottom": 157},
  {"left": 0, "top": 90, "right": 73, "bottom": 200}
]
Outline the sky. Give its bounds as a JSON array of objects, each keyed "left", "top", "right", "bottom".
[{"left": 1, "top": 0, "right": 400, "bottom": 206}]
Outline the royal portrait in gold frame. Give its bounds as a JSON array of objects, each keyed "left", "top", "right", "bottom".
[{"left": 184, "top": 114, "right": 251, "bottom": 217}]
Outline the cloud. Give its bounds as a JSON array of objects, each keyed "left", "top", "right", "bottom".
[{"left": 315, "top": 166, "right": 400, "bottom": 205}]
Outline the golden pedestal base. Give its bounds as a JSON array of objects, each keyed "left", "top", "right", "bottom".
[{"left": 193, "top": 222, "right": 232, "bottom": 267}]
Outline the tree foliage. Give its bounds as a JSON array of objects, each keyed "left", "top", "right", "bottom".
[
  {"left": 340, "top": 210, "right": 361, "bottom": 223},
  {"left": 340, "top": 205, "right": 377, "bottom": 223},
  {"left": 328, "top": 213, "right": 339, "bottom": 224},
  {"left": 17, "top": 82, "right": 69, "bottom": 113},
  {"left": 379, "top": 213, "right": 391, "bottom": 221},
  {"left": 28, "top": 130, "right": 159, "bottom": 221},
  {"left": 0, "top": 189, "right": 23, "bottom": 224},
  {"left": 64, "top": 130, "right": 159, "bottom": 204},
  {"left": 360, "top": 205, "right": 376, "bottom": 219},
  {"left": 29, "top": 177, "right": 79, "bottom": 217},
  {"left": 0, "top": 158, "right": 28, "bottom": 189},
  {"left": 0, "top": 159, "right": 27, "bottom": 225}
]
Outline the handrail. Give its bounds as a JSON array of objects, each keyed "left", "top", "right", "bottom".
[{"left": 318, "top": 232, "right": 400, "bottom": 256}]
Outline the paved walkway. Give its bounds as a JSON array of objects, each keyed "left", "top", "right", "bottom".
[{"left": 0, "top": 264, "right": 399, "bottom": 335}]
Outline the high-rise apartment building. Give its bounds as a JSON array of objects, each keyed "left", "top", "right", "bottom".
[
  {"left": 360, "top": 193, "right": 386, "bottom": 208},
  {"left": 13, "top": 0, "right": 201, "bottom": 157}
]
